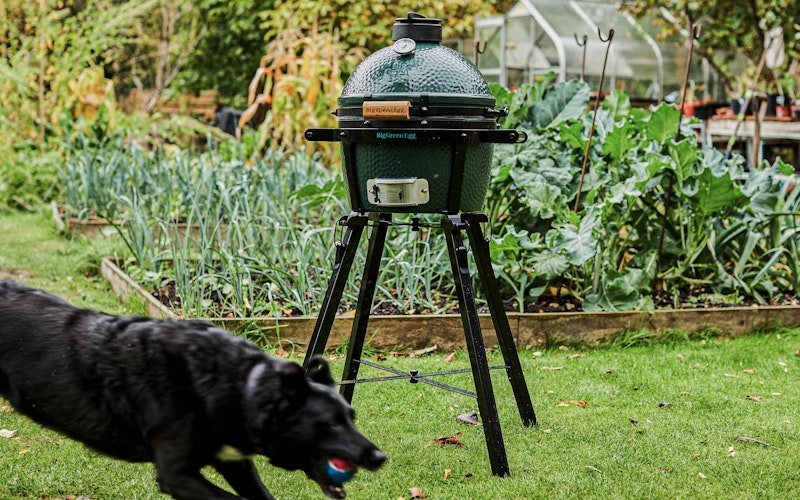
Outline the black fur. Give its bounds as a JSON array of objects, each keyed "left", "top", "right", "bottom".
[{"left": 0, "top": 280, "right": 385, "bottom": 499}]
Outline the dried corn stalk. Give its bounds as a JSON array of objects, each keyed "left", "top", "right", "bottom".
[{"left": 239, "top": 23, "right": 367, "bottom": 162}]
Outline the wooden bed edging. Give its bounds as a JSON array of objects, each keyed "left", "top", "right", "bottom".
[{"left": 101, "top": 257, "right": 800, "bottom": 351}]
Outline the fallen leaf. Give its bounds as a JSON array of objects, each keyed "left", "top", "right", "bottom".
[
  {"left": 0, "top": 406, "right": 11, "bottom": 413},
  {"left": 586, "top": 465, "right": 602, "bottom": 473},
  {"left": 605, "top": 368, "right": 614, "bottom": 374},
  {"left": 746, "top": 395, "right": 764, "bottom": 402},
  {"left": 698, "top": 472, "right": 707, "bottom": 479},
  {"left": 0, "top": 429, "right": 18, "bottom": 438},
  {"left": 540, "top": 366, "right": 563, "bottom": 371},
  {"left": 795, "top": 349, "right": 799, "bottom": 356},
  {"left": 457, "top": 410, "right": 480, "bottom": 426},
  {"left": 724, "top": 373, "right": 739, "bottom": 378},
  {"left": 557, "top": 400, "right": 587, "bottom": 407},
  {"left": 677, "top": 353, "right": 686, "bottom": 362},
  {"left": 727, "top": 446, "right": 735, "bottom": 458},
  {"left": 566, "top": 353, "right": 585, "bottom": 359},
  {"left": 742, "top": 369, "right": 756, "bottom": 375},
  {"left": 532, "top": 351, "right": 543, "bottom": 357},
  {"left": 444, "top": 469, "right": 451, "bottom": 479},
  {"left": 432, "top": 435, "right": 465, "bottom": 447},
  {"left": 680, "top": 392, "right": 693, "bottom": 396},
  {"left": 444, "top": 352, "right": 456, "bottom": 363},
  {"left": 409, "top": 487, "right": 427, "bottom": 499},
  {"left": 274, "top": 348, "right": 289, "bottom": 358}
]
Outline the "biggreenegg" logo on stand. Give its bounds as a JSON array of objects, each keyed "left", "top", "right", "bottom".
[{"left": 376, "top": 132, "right": 417, "bottom": 140}]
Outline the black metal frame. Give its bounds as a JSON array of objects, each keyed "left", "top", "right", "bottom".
[
  {"left": 304, "top": 127, "right": 526, "bottom": 213},
  {"left": 302, "top": 212, "right": 536, "bottom": 476}
]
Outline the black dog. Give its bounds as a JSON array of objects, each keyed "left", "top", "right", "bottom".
[{"left": 0, "top": 279, "right": 385, "bottom": 499}]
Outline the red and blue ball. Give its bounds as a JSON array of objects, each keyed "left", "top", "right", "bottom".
[{"left": 327, "top": 457, "right": 356, "bottom": 485}]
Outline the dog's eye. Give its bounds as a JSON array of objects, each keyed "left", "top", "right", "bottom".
[{"left": 330, "top": 414, "right": 349, "bottom": 432}]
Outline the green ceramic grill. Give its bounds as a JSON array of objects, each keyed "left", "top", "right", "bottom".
[{"left": 305, "top": 12, "right": 526, "bottom": 214}]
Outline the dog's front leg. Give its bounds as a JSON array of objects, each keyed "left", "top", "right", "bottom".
[
  {"left": 153, "top": 439, "right": 242, "bottom": 499},
  {"left": 214, "top": 459, "right": 275, "bottom": 500},
  {"left": 156, "top": 468, "right": 242, "bottom": 500}
]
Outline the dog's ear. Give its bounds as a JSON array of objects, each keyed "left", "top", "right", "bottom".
[
  {"left": 306, "top": 355, "right": 336, "bottom": 387},
  {"left": 278, "top": 361, "right": 310, "bottom": 405}
]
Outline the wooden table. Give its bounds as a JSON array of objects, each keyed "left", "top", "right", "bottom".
[{"left": 706, "top": 117, "right": 800, "bottom": 169}]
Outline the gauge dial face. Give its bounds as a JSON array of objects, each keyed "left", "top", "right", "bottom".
[{"left": 393, "top": 38, "right": 416, "bottom": 55}]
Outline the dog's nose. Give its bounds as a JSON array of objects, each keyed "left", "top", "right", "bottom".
[{"left": 365, "top": 448, "right": 387, "bottom": 469}]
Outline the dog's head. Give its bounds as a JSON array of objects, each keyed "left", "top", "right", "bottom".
[{"left": 247, "top": 356, "right": 386, "bottom": 499}]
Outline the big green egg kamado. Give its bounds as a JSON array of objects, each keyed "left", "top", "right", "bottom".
[{"left": 305, "top": 12, "right": 525, "bottom": 214}]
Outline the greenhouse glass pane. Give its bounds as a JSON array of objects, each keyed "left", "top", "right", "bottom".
[
  {"left": 477, "top": 24, "right": 503, "bottom": 70},
  {"left": 574, "top": 1, "right": 659, "bottom": 97},
  {"left": 528, "top": 0, "right": 588, "bottom": 78}
]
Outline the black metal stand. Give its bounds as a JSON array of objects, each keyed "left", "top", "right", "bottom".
[{"left": 302, "top": 212, "right": 536, "bottom": 476}]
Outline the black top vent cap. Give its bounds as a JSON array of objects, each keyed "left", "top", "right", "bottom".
[{"left": 392, "top": 12, "right": 442, "bottom": 43}]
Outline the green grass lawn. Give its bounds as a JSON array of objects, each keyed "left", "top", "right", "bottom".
[
  {"left": 1, "top": 210, "right": 799, "bottom": 499},
  {"left": 0, "top": 210, "right": 142, "bottom": 316}
]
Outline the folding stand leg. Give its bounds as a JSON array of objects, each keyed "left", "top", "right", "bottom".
[
  {"left": 303, "top": 213, "right": 368, "bottom": 370},
  {"left": 463, "top": 213, "right": 537, "bottom": 427},
  {"left": 443, "top": 215, "right": 510, "bottom": 477},
  {"left": 339, "top": 213, "right": 391, "bottom": 403}
]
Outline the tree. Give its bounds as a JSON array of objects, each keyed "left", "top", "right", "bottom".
[
  {"left": 0, "top": 0, "right": 162, "bottom": 145},
  {"left": 263, "top": 0, "right": 503, "bottom": 54},
  {"left": 173, "top": 0, "right": 272, "bottom": 106},
  {"left": 623, "top": 0, "right": 800, "bottom": 94}
]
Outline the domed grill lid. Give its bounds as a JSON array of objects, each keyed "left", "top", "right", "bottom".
[{"left": 339, "top": 12, "right": 495, "bottom": 114}]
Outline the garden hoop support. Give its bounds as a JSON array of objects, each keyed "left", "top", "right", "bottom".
[
  {"left": 724, "top": 33, "right": 778, "bottom": 158},
  {"left": 656, "top": 24, "right": 702, "bottom": 272},
  {"left": 574, "top": 33, "right": 588, "bottom": 82},
  {"left": 574, "top": 27, "right": 614, "bottom": 213}
]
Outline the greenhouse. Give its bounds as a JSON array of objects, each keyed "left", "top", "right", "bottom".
[{"left": 475, "top": 0, "right": 729, "bottom": 103}]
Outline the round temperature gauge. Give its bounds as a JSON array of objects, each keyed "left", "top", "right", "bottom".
[{"left": 392, "top": 37, "right": 416, "bottom": 55}]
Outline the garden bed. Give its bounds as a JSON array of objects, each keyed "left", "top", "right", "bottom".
[
  {"left": 101, "top": 257, "right": 800, "bottom": 351},
  {"left": 51, "top": 201, "right": 121, "bottom": 238},
  {"left": 52, "top": 201, "right": 221, "bottom": 243}
]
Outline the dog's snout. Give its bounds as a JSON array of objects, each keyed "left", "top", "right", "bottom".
[{"left": 364, "top": 448, "right": 387, "bottom": 469}]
